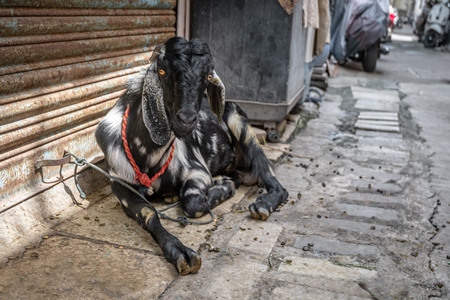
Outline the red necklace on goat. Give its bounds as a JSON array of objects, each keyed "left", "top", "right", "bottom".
[{"left": 121, "top": 105, "right": 175, "bottom": 190}]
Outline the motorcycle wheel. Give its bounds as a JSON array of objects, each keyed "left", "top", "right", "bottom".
[
  {"left": 423, "top": 30, "right": 441, "bottom": 48},
  {"left": 362, "top": 43, "right": 378, "bottom": 73}
]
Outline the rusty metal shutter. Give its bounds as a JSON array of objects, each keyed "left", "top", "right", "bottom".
[{"left": 0, "top": 1, "right": 176, "bottom": 211}]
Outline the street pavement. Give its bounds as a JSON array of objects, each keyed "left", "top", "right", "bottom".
[{"left": 1, "top": 26, "right": 449, "bottom": 299}]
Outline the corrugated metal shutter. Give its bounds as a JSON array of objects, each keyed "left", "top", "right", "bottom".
[{"left": 0, "top": 0, "right": 176, "bottom": 211}]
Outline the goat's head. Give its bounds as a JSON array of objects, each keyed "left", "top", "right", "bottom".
[{"left": 141, "top": 37, "right": 225, "bottom": 145}]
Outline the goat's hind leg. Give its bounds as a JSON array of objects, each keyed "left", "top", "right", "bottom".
[
  {"left": 207, "top": 176, "right": 236, "bottom": 208},
  {"left": 223, "top": 102, "right": 289, "bottom": 220},
  {"left": 111, "top": 181, "right": 201, "bottom": 275},
  {"left": 181, "top": 176, "right": 236, "bottom": 218}
]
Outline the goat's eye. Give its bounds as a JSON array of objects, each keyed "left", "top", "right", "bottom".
[
  {"left": 158, "top": 69, "right": 166, "bottom": 76},
  {"left": 207, "top": 73, "right": 212, "bottom": 81}
]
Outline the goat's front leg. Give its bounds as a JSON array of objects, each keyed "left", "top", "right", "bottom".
[
  {"left": 111, "top": 181, "right": 201, "bottom": 275},
  {"left": 181, "top": 176, "right": 236, "bottom": 218},
  {"left": 223, "top": 102, "right": 289, "bottom": 220},
  {"left": 248, "top": 175, "right": 288, "bottom": 220}
]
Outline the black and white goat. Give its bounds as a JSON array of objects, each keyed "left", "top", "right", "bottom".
[{"left": 95, "top": 37, "right": 288, "bottom": 275}]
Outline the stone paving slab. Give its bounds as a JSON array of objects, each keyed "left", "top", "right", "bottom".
[
  {"left": 351, "top": 86, "right": 400, "bottom": 101},
  {"left": 302, "top": 119, "right": 341, "bottom": 138},
  {"left": 344, "top": 192, "right": 404, "bottom": 205},
  {"left": 55, "top": 190, "right": 161, "bottom": 253},
  {"left": 351, "top": 85, "right": 398, "bottom": 93},
  {"left": 228, "top": 218, "right": 283, "bottom": 257},
  {"left": 311, "top": 218, "right": 391, "bottom": 237},
  {"left": 160, "top": 257, "right": 268, "bottom": 300},
  {"left": 294, "top": 235, "right": 380, "bottom": 257},
  {"left": 344, "top": 150, "right": 409, "bottom": 167},
  {"left": 354, "top": 99, "right": 400, "bottom": 112},
  {"left": 261, "top": 271, "right": 374, "bottom": 299},
  {"left": 356, "top": 129, "right": 403, "bottom": 139},
  {"left": 198, "top": 260, "right": 268, "bottom": 300},
  {"left": 278, "top": 256, "right": 377, "bottom": 282},
  {"left": 356, "top": 135, "right": 407, "bottom": 150},
  {"left": 270, "top": 283, "right": 372, "bottom": 300},
  {"left": 355, "top": 119, "right": 399, "bottom": 126},
  {"left": 356, "top": 145, "right": 409, "bottom": 157},
  {"left": 358, "top": 112, "right": 398, "bottom": 124},
  {"left": 335, "top": 203, "right": 400, "bottom": 222},
  {"left": 0, "top": 236, "right": 176, "bottom": 300},
  {"left": 351, "top": 179, "right": 403, "bottom": 194},
  {"left": 351, "top": 87, "right": 400, "bottom": 113},
  {"left": 358, "top": 112, "right": 398, "bottom": 121},
  {"left": 354, "top": 121, "right": 400, "bottom": 132},
  {"left": 342, "top": 167, "right": 404, "bottom": 183}
]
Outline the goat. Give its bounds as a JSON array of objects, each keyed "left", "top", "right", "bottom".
[{"left": 95, "top": 37, "right": 288, "bottom": 275}]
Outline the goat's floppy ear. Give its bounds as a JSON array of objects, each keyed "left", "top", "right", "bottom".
[
  {"left": 206, "top": 70, "right": 225, "bottom": 121},
  {"left": 141, "top": 58, "right": 171, "bottom": 146}
]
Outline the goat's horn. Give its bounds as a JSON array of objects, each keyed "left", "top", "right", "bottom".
[{"left": 150, "top": 44, "right": 166, "bottom": 62}]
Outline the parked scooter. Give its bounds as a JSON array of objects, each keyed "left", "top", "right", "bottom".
[
  {"left": 330, "top": 0, "right": 390, "bottom": 73},
  {"left": 385, "top": 5, "right": 397, "bottom": 42},
  {"left": 393, "top": 7, "right": 403, "bottom": 28},
  {"left": 413, "top": 0, "right": 433, "bottom": 40},
  {"left": 423, "top": 0, "right": 450, "bottom": 47}
]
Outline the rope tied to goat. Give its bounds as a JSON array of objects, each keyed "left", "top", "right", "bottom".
[
  {"left": 34, "top": 132, "right": 313, "bottom": 227},
  {"left": 35, "top": 152, "right": 215, "bottom": 227}
]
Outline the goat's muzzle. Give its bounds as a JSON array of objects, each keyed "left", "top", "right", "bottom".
[{"left": 172, "top": 108, "right": 198, "bottom": 138}]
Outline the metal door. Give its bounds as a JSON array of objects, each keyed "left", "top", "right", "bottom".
[{"left": 0, "top": 0, "right": 176, "bottom": 212}]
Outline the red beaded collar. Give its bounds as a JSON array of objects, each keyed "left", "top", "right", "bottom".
[{"left": 121, "top": 105, "right": 174, "bottom": 188}]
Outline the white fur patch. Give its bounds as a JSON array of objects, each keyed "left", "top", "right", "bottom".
[
  {"left": 244, "top": 124, "right": 257, "bottom": 144},
  {"left": 101, "top": 105, "right": 123, "bottom": 138},
  {"left": 227, "top": 113, "right": 243, "bottom": 139},
  {"left": 134, "top": 137, "right": 142, "bottom": 147},
  {"left": 185, "top": 169, "right": 212, "bottom": 190},
  {"left": 108, "top": 146, "right": 135, "bottom": 183},
  {"left": 194, "top": 128, "right": 203, "bottom": 142},
  {"left": 171, "top": 139, "right": 189, "bottom": 179},
  {"left": 184, "top": 188, "right": 201, "bottom": 196},
  {"left": 134, "top": 137, "right": 147, "bottom": 156},
  {"left": 141, "top": 207, "right": 155, "bottom": 224},
  {"left": 209, "top": 134, "right": 218, "bottom": 154},
  {"left": 198, "top": 110, "right": 209, "bottom": 122},
  {"left": 126, "top": 67, "right": 148, "bottom": 94},
  {"left": 269, "top": 166, "right": 275, "bottom": 177},
  {"left": 192, "top": 147, "right": 210, "bottom": 173},
  {"left": 147, "top": 142, "right": 172, "bottom": 167},
  {"left": 151, "top": 178, "right": 162, "bottom": 191}
]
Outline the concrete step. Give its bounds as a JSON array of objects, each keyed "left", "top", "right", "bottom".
[
  {"left": 354, "top": 121, "right": 400, "bottom": 132},
  {"left": 356, "top": 120, "right": 399, "bottom": 126},
  {"left": 358, "top": 112, "right": 398, "bottom": 121}
]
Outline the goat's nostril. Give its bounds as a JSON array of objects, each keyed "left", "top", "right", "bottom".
[{"left": 177, "top": 111, "right": 197, "bottom": 126}]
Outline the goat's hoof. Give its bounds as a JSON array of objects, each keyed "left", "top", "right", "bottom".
[
  {"left": 189, "top": 254, "right": 202, "bottom": 274},
  {"left": 177, "top": 256, "right": 191, "bottom": 276},
  {"left": 176, "top": 253, "right": 202, "bottom": 275},
  {"left": 249, "top": 204, "right": 270, "bottom": 221},
  {"left": 164, "top": 195, "right": 179, "bottom": 204}
]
